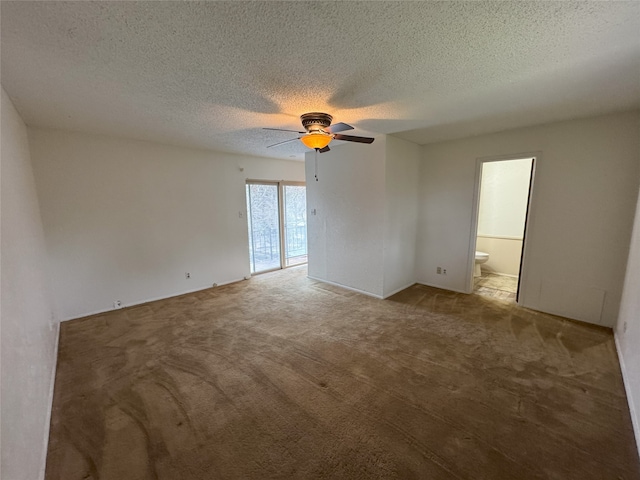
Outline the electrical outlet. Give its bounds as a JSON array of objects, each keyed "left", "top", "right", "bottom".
[
  {"left": 443, "top": 269, "right": 447, "bottom": 275},
  {"left": 624, "top": 321, "right": 628, "bottom": 333},
  {"left": 185, "top": 272, "right": 191, "bottom": 279},
  {"left": 437, "top": 267, "right": 442, "bottom": 274},
  {"left": 114, "top": 300, "right": 122, "bottom": 309}
]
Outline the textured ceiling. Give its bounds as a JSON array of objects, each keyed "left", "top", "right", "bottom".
[{"left": 2, "top": 1, "right": 639, "bottom": 160}]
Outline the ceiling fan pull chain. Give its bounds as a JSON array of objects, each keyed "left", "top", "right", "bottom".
[{"left": 314, "top": 148, "right": 319, "bottom": 181}]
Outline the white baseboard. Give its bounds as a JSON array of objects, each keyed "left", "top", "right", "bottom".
[
  {"left": 307, "top": 275, "right": 383, "bottom": 299},
  {"left": 382, "top": 282, "right": 417, "bottom": 299},
  {"left": 614, "top": 332, "right": 640, "bottom": 460},
  {"left": 415, "top": 281, "right": 469, "bottom": 295},
  {"left": 39, "top": 322, "right": 60, "bottom": 479},
  {"left": 60, "top": 277, "right": 247, "bottom": 322}
]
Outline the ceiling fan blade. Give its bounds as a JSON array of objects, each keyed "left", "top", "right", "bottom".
[
  {"left": 319, "top": 146, "right": 331, "bottom": 153},
  {"left": 333, "top": 134, "right": 375, "bottom": 144},
  {"left": 263, "top": 128, "right": 306, "bottom": 134},
  {"left": 326, "top": 122, "right": 353, "bottom": 133},
  {"left": 267, "top": 137, "right": 301, "bottom": 148}
]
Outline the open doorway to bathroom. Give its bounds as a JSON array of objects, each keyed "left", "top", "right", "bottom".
[{"left": 470, "top": 156, "right": 535, "bottom": 303}]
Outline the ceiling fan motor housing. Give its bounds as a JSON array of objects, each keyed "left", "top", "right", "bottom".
[{"left": 301, "top": 112, "right": 333, "bottom": 132}]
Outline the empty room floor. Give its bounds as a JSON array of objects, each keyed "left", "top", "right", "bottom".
[{"left": 45, "top": 267, "right": 640, "bottom": 479}]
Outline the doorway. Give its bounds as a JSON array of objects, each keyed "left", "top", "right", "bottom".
[
  {"left": 246, "top": 181, "right": 307, "bottom": 274},
  {"left": 469, "top": 156, "right": 535, "bottom": 303}
]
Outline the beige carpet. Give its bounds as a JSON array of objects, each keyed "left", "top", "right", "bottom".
[{"left": 46, "top": 266, "right": 639, "bottom": 479}]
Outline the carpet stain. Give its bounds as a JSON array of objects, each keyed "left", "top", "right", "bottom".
[{"left": 45, "top": 267, "right": 640, "bottom": 479}]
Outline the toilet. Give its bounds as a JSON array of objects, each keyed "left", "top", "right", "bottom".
[{"left": 474, "top": 251, "right": 489, "bottom": 277}]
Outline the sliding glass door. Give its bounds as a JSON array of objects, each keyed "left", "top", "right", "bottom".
[
  {"left": 246, "top": 181, "right": 307, "bottom": 274},
  {"left": 246, "top": 182, "right": 281, "bottom": 273},
  {"left": 283, "top": 184, "right": 308, "bottom": 267}
]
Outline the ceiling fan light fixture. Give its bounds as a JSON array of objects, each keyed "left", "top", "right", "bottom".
[
  {"left": 300, "top": 132, "right": 332, "bottom": 150},
  {"left": 265, "top": 112, "right": 373, "bottom": 152}
]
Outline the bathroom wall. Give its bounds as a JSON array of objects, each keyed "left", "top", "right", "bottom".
[
  {"left": 475, "top": 237, "right": 523, "bottom": 276},
  {"left": 477, "top": 158, "right": 532, "bottom": 238},
  {"left": 476, "top": 158, "right": 532, "bottom": 276}
]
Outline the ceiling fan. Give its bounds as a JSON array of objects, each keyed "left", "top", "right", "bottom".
[{"left": 264, "top": 112, "right": 374, "bottom": 153}]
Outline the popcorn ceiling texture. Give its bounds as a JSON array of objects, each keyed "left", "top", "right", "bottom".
[{"left": 1, "top": 1, "right": 639, "bottom": 159}]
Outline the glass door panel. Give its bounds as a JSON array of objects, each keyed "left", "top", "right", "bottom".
[
  {"left": 246, "top": 183, "right": 281, "bottom": 274},
  {"left": 283, "top": 185, "right": 308, "bottom": 266}
]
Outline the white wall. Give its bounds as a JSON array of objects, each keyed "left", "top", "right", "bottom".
[
  {"left": 383, "top": 136, "right": 420, "bottom": 297},
  {"left": 305, "top": 135, "right": 420, "bottom": 298},
  {"left": 1, "top": 88, "right": 58, "bottom": 480},
  {"left": 475, "top": 236, "right": 523, "bottom": 276},
  {"left": 418, "top": 111, "right": 640, "bottom": 326},
  {"left": 28, "top": 128, "right": 305, "bottom": 320},
  {"left": 477, "top": 158, "right": 531, "bottom": 238},
  {"left": 476, "top": 158, "right": 532, "bottom": 276},
  {"left": 616, "top": 181, "right": 640, "bottom": 456},
  {"left": 305, "top": 138, "right": 387, "bottom": 297}
]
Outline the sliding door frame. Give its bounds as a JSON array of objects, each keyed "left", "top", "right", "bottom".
[
  {"left": 246, "top": 180, "right": 307, "bottom": 275},
  {"left": 246, "top": 180, "right": 281, "bottom": 275}
]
